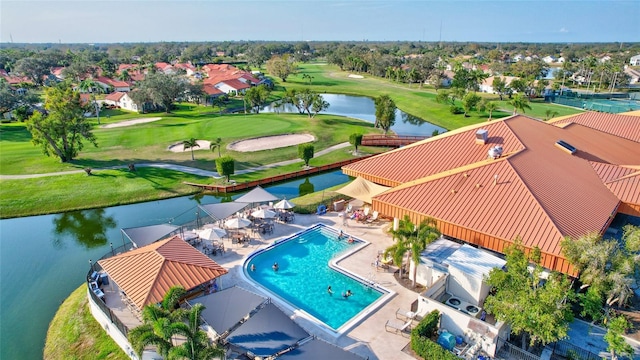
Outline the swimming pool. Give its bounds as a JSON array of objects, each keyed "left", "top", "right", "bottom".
[{"left": 245, "top": 224, "right": 389, "bottom": 332}]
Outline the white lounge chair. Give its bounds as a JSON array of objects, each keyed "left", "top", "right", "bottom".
[
  {"left": 366, "top": 211, "right": 379, "bottom": 225},
  {"left": 385, "top": 319, "right": 412, "bottom": 337},
  {"left": 396, "top": 308, "right": 416, "bottom": 321}
]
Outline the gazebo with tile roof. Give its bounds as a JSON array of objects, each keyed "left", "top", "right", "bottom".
[{"left": 98, "top": 236, "right": 228, "bottom": 311}]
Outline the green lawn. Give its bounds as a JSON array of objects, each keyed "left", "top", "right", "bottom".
[
  {"left": 0, "top": 111, "right": 382, "bottom": 175},
  {"left": 44, "top": 285, "right": 128, "bottom": 360},
  {"left": 0, "top": 168, "right": 209, "bottom": 218}
]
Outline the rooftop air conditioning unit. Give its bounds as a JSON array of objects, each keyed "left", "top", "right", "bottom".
[
  {"left": 488, "top": 145, "right": 503, "bottom": 159},
  {"left": 475, "top": 129, "right": 488, "bottom": 145}
]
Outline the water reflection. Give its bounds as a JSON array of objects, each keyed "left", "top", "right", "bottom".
[
  {"left": 401, "top": 112, "right": 424, "bottom": 126},
  {"left": 298, "top": 178, "right": 315, "bottom": 197},
  {"left": 52, "top": 209, "right": 117, "bottom": 249}
]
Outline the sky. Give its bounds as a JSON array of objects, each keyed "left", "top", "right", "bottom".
[{"left": 1, "top": 0, "right": 639, "bottom": 44}]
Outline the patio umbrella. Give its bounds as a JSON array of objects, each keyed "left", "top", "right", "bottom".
[
  {"left": 273, "top": 199, "right": 296, "bottom": 210},
  {"left": 224, "top": 217, "right": 252, "bottom": 229},
  {"left": 251, "top": 208, "right": 277, "bottom": 219},
  {"left": 198, "top": 227, "right": 227, "bottom": 241}
]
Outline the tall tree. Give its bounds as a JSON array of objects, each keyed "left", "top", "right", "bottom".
[
  {"left": 478, "top": 100, "right": 499, "bottom": 120},
  {"left": 209, "top": 138, "right": 222, "bottom": 158},
  {"left": 215, "top": 156, "right": 234, "bottom": 182},
  {"left": 604, "top": 316, "right": 634, "bottom": 360},
  {"left": 183, "top": 138, "right": 199, "bottom": 160},
  {"left": 374, "top": 94, "right": 396, "bottom": 135},
  {"left": 461, "top": 92, "right": 481, "bottom": 117},
  {"left": 508, "top": 94, "right": 531, "bottom": 114},
  {"left": 13, "top": 57, "right": 50, "bottom": 86},
  {"left": 78, "top": 78, "right": 104, "bottom": 124},
  {"left": 492, "top": 77, "right": 509, "bottom": 100},
  {"left": 26, "top": 82, "right": 97, "bottom": 162},
  {"left": 349, "top": 133, "right": 363, "bottom": 153},
  {"left": 484, "top": 241, "right": 574, "bottom": 350},
  {"left": 298, "top": 143, "right": 314, "bottom": 167},
  {"left": 167, "top": 303, "right": 226, "bottom": 360},
  {"left": 266, "top": 54, "right": 297, "bottom": 82},
  {"left": 243, "top": 85, "right": 271, "bottom": 113},
  {"left": 135, "top": 72, "right": 188, "bottom": 113}
]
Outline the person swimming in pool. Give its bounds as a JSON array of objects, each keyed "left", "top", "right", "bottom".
[
  {"left": 342, "top": 290, "right": 352, "bottom": 298},
  {"left": 250, "top": 264, "right": 256, "bottom": 272},
  {"left": 272, "top": 262, "right": 279, "bottom": 272},
  {"left": 327, "top": 285, "right": 333, "bottom": 295},
  {"left": 347, "top": 236, "right": 354, "bottom": 243}
]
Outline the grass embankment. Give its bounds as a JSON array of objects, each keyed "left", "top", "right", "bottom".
[
  {"left": 270, "top": 63, "right": 583, "bottom": 129},
  {"left": 44, "top": 285, "right": 128, "bottom": 360}
]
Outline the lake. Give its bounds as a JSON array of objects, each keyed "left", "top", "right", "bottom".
[
  {"left": 0, "top": 170, "right": 350, "bottom": 360},
  {"left": 260, "top": 93, "right": 446, "bottom": 136}
]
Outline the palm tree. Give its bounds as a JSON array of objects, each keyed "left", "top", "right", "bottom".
[
  {"left": 183, "top": 138, "right": 200, "bottom": 160},
  {"left": 168, "top": 303, "right": 225, "bottom": 360},
  {"left": 483, "top": 101, "right": 499, "bottom": 121},
  {"left": 545, "top": 109, "right": 559, "bottom": 121},
  {"left": 128, "top": 286, "right": 187, "bottom": 358},
  {"left": 209, "top": 138, "right": 222, "bottom": 157},
  {"left": 508, "top": 93, "right": 531, "bottom": 114},
  {"left": 78, "top": 78, "right": 104, "bottom": 124}
]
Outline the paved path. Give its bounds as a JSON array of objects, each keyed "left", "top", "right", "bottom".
[{"left": 0, "top": 142, "right": 352, "bottom": 180}]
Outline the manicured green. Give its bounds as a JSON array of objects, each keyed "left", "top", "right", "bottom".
[
  {"left": 0, "top": 111, "right": 380, "bottom": 175},
  {"left": 44, "top": 285, "right": 128, "bottom": 360},
  {"left": 272, "top": 63, "right": 582, "bottom": 129},
  {"left": 0, "top": 168, "right": 207, "bottom": 218}
]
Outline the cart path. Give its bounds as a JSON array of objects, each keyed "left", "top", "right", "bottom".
[{"left": 0, "top": 142, "right": 352, "bottom": 180}]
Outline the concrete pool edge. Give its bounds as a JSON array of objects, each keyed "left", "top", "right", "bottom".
[{"left": 240, "top": 223, "right": 397, "bottom": 338}]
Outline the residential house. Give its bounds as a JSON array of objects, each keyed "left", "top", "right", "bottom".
[
  {"left": 155, "top": 62, "right": 174, "bottom": 74},
  {"left": 557, "top": 56, "right": 566, "bottom": 63},
  {"left": 542, "top": 55, "right": 557, "bottom": 64},
  {"left": 214, "top": 79, "right": 250, "bottom": 95},
  {"left": 600, "top": 55, "right": 612, "bottom": 63},
  {"left": 624, "top": 67, "right": 640, "bottom": 85},
  {"left": 0, "top": 70, "right": 31, "bottom": 86},
  {"left": 479, "top": 76, "right": 519, "bottom": 94},
  {"left": 413, "top": 239, "right": 509, "bottom": 357},
  {"left": 95, "top": 77, "right": 131, "bottom": 93},
  {"left": 50, "top": 66, "right": 65, "bottom": 80},
  {"left": 512, "top": 54, "right": 524, "bottom": 62},
  {"left": 174, "top": 62, "right": 197, "bottom": 76},
  {"left": 104, "top": 92, "right": 138, "bottom": 112},
  {"left": 630, "top": 54, "right": 640, "bottom": 66},
  {"left": 342, "top": 113, "right": 640, "bottom": 275},
  {"left": 203, "top": 84, "right": 225, "bottom": 105}
]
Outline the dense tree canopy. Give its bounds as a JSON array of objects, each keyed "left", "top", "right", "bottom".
[
  {"left": 484, "top": 241, "right": 575, "bottom": 350},
  {"left": 265, "top": 54, "right": 297, "bottom": 82},
  {"left": 244, "top": 85, "right": 271, "bottom": 113},
  {"left": 132, "top": 72, "right": 188, "bottom": 113},
  {"left": 26, "top": 82, "right": 97, "bottom": 162}
]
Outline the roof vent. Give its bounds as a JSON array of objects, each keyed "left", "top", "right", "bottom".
[
  {"left": 476, "top": 129, "right": 488, "bottom": 145},
  {"left": 488, "top": 145, "right": 503, "bottom": 159},
  {"left": 555, "top": 140, "right": 577, "bottom": 155}
]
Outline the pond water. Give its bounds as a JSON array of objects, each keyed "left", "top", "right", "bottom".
[
  {"left": 0, "top": 170, "right": 350, "bottom": 360},
  {"left": 260, "top": 94, "right": 446, "bottom": 136}
]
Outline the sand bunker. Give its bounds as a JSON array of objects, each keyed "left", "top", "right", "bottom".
[
  {"left": 101, "top": 117, "right": 162, "bottom": 128},
  {"left": 168, "top": 140, "right": 212, "bottom": 153},
  {"left": 228, "top": 134, "right": 315, "bottom": 152},
  {"left": 348, "top": 74, "right": 364, "bottom": 79}
]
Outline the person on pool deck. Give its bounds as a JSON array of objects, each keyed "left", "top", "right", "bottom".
[
  {"left": 342, "top": 290, "right": 352, "bottom": 298},
  {"left": 272, "top": 262, "right": 279, "bottom": 272},
  {"left": 250, "top": 264, "right": 256, "bottom": 272},
  {"left": 327, "top": 285, "right": 333, "bottom": 295}
]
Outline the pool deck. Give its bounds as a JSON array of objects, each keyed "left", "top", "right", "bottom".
[{"left": 209, "top": 211, "right": 418, "bottom": 360}]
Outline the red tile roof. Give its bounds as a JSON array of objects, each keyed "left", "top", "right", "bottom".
[
  {"left": 98, "top": 236, "right": 228, "bottom": 309},
  {"left": 105, "top": 92, "right": 125, "bottom": 102},
  {"left": 550, "top": 112, "right": 640, "bottom": 143},
  {"left": 346, "top": 114, "right": 640, "bottom": 273},
  {"left": 203, "top": 84, "right": 223, "bottom": 96},
  {"left": 95, "top": 76, "right": 130, "bottom": 88},
  {"left": 219, "top": 78, "right": 250, "bottom": 90},
  {"left": 591, "top": 162, "right": 640, "bottom": 205},
  {"left": 343, "top": 120, "right": 525, "bottom": 186}
]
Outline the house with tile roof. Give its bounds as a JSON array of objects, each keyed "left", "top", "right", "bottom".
[
  {"left": 342, "top": 113, "right": 640, "bottom": 275},
  {"left": 479, "top": 76, "right": 519, "bottom": 94},
  {"left": 94, "top": 76, "right": 131, "bottom": 92},
  {"left": 104, "top": 91, "right": 138, "bottom": 112}
]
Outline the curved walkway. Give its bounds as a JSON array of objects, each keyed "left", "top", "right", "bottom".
[{"left": 0, "top": 142, "right": 352, "bottom": 180}]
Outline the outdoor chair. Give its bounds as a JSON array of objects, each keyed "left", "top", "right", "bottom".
[
  {"left": 396, "top": 308, "right": 416, "bottom": 321},
  {"left": 316, "top": 204, "right": 327, "bottom": 215},
  {"left": 385, "top": 319, "right": 412, "bottom": 337},
  {"left": 366, "top": 211, "right": 379, "bottom": 225}
]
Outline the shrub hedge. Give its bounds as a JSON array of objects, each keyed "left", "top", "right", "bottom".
[{"left": 410, "top": 310, "right": 459, "bottom": 360}]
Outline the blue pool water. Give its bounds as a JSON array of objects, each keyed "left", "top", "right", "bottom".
[{"left": 246, "top": 224, "right": 384, "bottom": 330}]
